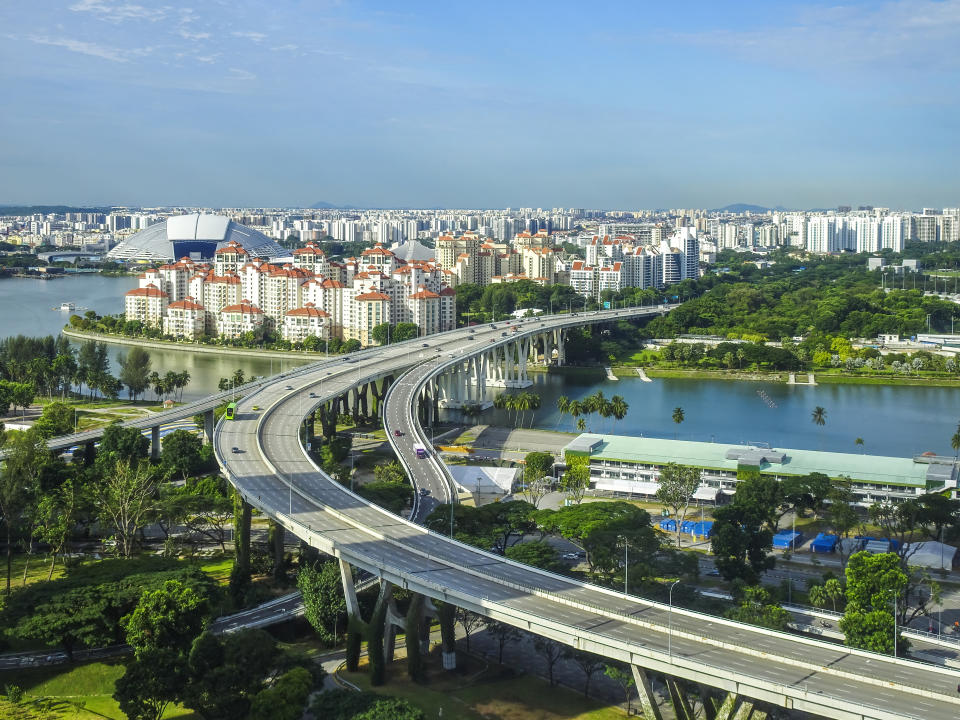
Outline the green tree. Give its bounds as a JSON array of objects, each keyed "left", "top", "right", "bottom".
[
  {"left": 0, "top": 426, "right": 48, "bottom": 593},
  {"left": 825, "top": 477, "right": 860, "bottom": 567},
  {"left": 353, "top": 698, "right": 425, "bottom": 720},
  {"left": 534, "top": 501, "right": 659, "bottom": 577},
  {"left": 710, "top": 475, "right": 780, "bottom": 584},
  {"left": 481, "top": 618, "right": 521, "bottom": 663},
  {"left": 655, "top": 463, "right": 702, "bottom": 548},
  {"left": 118, "top": 347, "right": 152, "bottom": 402},
  {"left": 33, "top": 401, "right": 75, "bottom": 437},
  {"left": 522, "top": 451, "right": 554, "bottom": 508},
  {"left": 97, "top": 423, "right": 150, "bottom": 469},
  {"left": 247, "top": 667, "right": 313, "bottom": 720},
  {"left": 95, "top": 459, "right": 159, "bottom": 557},
  {"left": 183, "top": 630, "right": 279, "bottom": 720},
  {"left": 840, "top": 551, "right": 908, "bottom": 655},
  {"left": 160, "top": 429, "right": 204, "bottom": 482},
  {"left": 809, "top": 578, "right": 845, "bottom": 612},
  {"left": 505, "top": 540, "right": 563, "bottom": 572},
  {"left": 297, "top": 561, "right": 346, "bottom": 644},
  {"left": 123, "top": 579, "right": 210, "bottom": 657},
  {"left": 672, "top": 406, "right": 685, "bottom": 426},
  {"left": 114, "top": 648, "right": 186, "bottom": 720},
  {"left": 560, "top": 455, "right": 590, "bottom": 505},
  {"left": 724, "top": 585, "right": 791, "bottom": 630},
  {"left": 603, "top": 664, "right": 636, "bottom": 715},
  {"left": 34, "top": 478, "right": 82, "bottom": 580},
  {"left": 811, "top": 405, "right": 826, "bottom": 426}
]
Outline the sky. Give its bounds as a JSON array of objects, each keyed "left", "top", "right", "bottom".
[{"left": 1, "top": 0, "right": 959, "bottom": 210}]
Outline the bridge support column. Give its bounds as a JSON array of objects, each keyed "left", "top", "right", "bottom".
[
  {"left": 203, "top": 409, "right": 215, "bottom": 444},
  {"left": 338, "top": 558, "right": 359, "bottom": 618},
  {"left": 436, "top": 600, "right": 457, "bottom": 670},
  {"left": 555, "top": 328, "right": 565, "bottom": 366},
  {"left": 350, "top": 386, "right": 361, "bottom": 423},
  {"left": 268, "top": 520, "right": 285, "bottom": 581},
  {"left": 699, "top": 685, "right": 718, "bottom": 720},
  {"left": 666, "top": 678, "right": 695, "bottom": 720},
  {"left": 359, "top": 383, "right": 369, "bottom": 418},
  {"left": 150, "top": 425, "right": 161, "bottom": 460},
  {"left": 714, "top": 693, "right": 739, "bottom": 720},
  {"left": 384, "top": 598, "right": 406, "bottom": 665},
  {"left": 630, "top": 665, "right": 663, "bottom": 720}
]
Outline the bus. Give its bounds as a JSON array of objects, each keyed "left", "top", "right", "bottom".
[
  {"left": 414, "top": 444, "right": 427, "bottom": 459},
  {"left": 225, "top": 402, "right": 237, "bottom": 420}
]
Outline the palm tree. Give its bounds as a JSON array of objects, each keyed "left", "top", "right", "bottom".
[
  {"left": 557, "top": 395, "right": 570, "bottom": 416},
  {"left": 672, "top": 406, "right": 684, "bottom": 439},
  {"left": 610, "top": 395, "right": 628, "bottom": 422},
  {"left": 576, "top": 418, "right": 586, "bottom": 432},
  {"left": 855, "top": 437, "right": 864, "bottom": 454},
  {"left": 951, "top": 422, "right": 960, "bottom": 460},
  {"left": 811, "top": 406, "right": 826, "bottom": 427},
  {"left": 525, "top": 392, "right": 542, "bottom": 428}
]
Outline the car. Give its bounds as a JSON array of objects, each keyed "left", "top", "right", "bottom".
[
  {"left": 562, "top": 552, "right": 579, "bottom": 560},
  {"left": 309, "top": 392, "right": 317, "bottom": 397},
  {"left": 707, "top": 569, "right": 721, "bottom": 577},
  {"left": 394, "top": 429, "right": 403, "bottom": 437},
  {"left": 252, "top": 405, "right": 260, "bottom": 411},
  {"left": 419, "top": 488, "right": 429, "bottom": 495},
  {"left": 231, "top": 446, "right": 241, "bottom": 454},
  {"left": 422, "top": 343, "right": 430, "bottom": 348},
  {"left": 501, "top": 332, "right": 507, "bottom": 337},
  {"left": 285, "top": 385, "right": 293, "bottom": 390}
]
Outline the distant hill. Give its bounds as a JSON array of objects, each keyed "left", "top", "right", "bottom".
[
  {"left": 0, "top": 204, "right": 112, "bottom": 216},
  {"left": 309, "top": 201, "right": 357, "bottom": 210},
  {"left": 714, "top": 203, "right": 772, "bottom": 214}
]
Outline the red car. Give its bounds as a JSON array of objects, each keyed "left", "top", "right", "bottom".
[{"left": 393, "top": 429, "right": 403, "bottom": 437}]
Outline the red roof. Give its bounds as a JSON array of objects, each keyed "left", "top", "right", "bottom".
[
  {"left": 409, "top": 289, "right": 440, "bottom": 300},
  {"left": 362, "top": 243, "right": 394, "bottom": 257},
  {"left": 168, "top": 298, "right": 205, "bottom": 311},
  {"left": 439, "top": 287, "right": 456, "bottom": 296},
  {"left": 216, "top": 243, "right": 249, "bottom": 256},
  {"left": 285, "top": 304, "right": 330, "bottom": 318},
  {"left": 354, "top": 291, "right": 390, "bottom": 302},
  {"left": 125, "top": 284, "right": 166, "bottom": 298},
  {"left": 221, "top": 301, "right": 263, "bottom": 314}
]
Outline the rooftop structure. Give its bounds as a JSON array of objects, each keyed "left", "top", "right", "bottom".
[
  {"left": 107, "top": 213, "right": 284, "bottom": 263},
  {"left": 563, "top": 434, "right": 954, "bottom": 505}
]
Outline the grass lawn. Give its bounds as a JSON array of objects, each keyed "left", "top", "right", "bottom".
[
  {"left": 197, "top": 555, "right": 234, "bottom": 585},
  {"left": 342, "top": 657, "right": 626, "bottom": 720},
  {"left": 0, "top": 659, "right": 196, "bottom": 719}
]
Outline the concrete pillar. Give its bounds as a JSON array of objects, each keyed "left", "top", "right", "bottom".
[
  {"left": 339, "top": 558, "right": 359, "bottom": 617},
  {"left": 731, "top": 699, "right": 755, "bottom": 720},
  {"left": 630, "top": 665, "right": 663, "bottom": 720},
  {"left": 699, "top": 685, "right": 718, "bottom": 720},
  {"left": 384, "top": 599, "right": 406, "bottom": 663},
  {"left": 714, "top": 693, "right": 738, "bottom": 720},
  {"left": 666, "top": 678, "right": 695, "bottom": 720},
  {"left": 150, "top": 425, "right": 161, "bottom": 460},
  {"left": 203, "top": 409, "right": 215, "bottom": 444}
]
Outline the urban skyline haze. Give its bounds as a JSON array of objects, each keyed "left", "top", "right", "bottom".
[{"left": 2, "top": 0, "right": 959, "bottom": 209}]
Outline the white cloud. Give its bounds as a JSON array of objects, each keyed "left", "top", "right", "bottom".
[
  {"left": 179, "top": 29, "right": 211, "bottom": 41},
  {"left": 69, "top": 0, "right": 169, "bottom": 23},
  {"left": 231, "top": 31, "right": 266, "bottom": 43},
  {"left": 271, "top": 44, "right": 298, "bottom": 52},
  {"left": 228, "top": 67, "right": 256, "bottom": 81},
  {"left": 196, "top": 54, "right": 220, "bottom": 64},
  {"left": 675, "top": 0, "right": 960, "bottom": 77},
  {"left": 28, "top": 34, "right": 129, "bottom": 62}
]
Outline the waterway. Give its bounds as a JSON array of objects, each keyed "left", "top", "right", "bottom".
[
  {"left": 0, "top": 275, "right": 311, "bottom": 400},
  {"left": 468, "top": 372, "right": 960, "bottom": 458},
  {"left": 1, "top": 275, "right": 957, "bottom": 455}
]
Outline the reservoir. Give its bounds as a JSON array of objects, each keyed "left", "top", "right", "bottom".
[{"left": 2, "top": 275, "right": 957, "bottom": 456}]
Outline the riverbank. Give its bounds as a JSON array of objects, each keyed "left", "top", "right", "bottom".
[
  {"left": 627, "top": 366, "right": 960, "bottom": 388},
  {"left": 62, "top": 327, "right": 332, "bottom": 361}
]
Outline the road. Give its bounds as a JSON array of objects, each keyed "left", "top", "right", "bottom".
[{"left": 215, "top": 307, "right": 960, "bottom": 720}]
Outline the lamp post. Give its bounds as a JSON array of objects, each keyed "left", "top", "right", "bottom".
[
  {"left": 892, "top": 594, "right": 898, "bottom": 659},
  {"left": 669, "top": 579, "right": 681, "bottom": 662}
]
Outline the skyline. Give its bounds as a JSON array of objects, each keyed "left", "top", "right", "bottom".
[{"left": 2, "top": 1, "right": 960, "bottom": 209}]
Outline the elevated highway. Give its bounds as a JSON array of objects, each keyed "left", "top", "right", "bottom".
[{"left": 213, "top": 307, "right": 960, "bottom": 720}]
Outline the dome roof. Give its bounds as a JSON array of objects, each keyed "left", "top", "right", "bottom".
[{"left": 107, "top": 214, "right": 283, "bottom": 262}]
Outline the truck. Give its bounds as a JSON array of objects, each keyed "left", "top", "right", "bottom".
[{"left": 414, "top": 444, "right": 427, "bottom": 459}]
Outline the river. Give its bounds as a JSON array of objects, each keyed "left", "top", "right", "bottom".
[
  {"left": 0, "top": 274, "right": 311, "bottom": 400},
  {"left": 2, "top": 275, "right": 957, "bottom": 455}
]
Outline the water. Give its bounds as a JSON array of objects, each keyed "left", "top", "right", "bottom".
[
  {"left": 1, "top": 276, "right": 957, "bottom": 452},
  {"left": 467, "top": 372, "right": 960, "bottom": 458},
  {"left": 0, "top": 275, "right": 311, "bottom": 400}
]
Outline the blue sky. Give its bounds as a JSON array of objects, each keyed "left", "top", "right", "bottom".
[{"left": 2, "top": 0, "right": 959, "bottom": 210}]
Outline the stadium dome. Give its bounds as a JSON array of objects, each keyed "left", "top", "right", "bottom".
[{"left": 106, "top": 214, "right": 284, "bottom": 263}]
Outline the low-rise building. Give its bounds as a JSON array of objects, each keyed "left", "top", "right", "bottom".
[
  {"left": 163, "top": 296, "right": 206, "bottom": 339},
  {"left": 563, "top": 434, "right": 956, "bottom": 506}
]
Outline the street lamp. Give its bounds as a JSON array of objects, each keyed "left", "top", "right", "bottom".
[
  {"left": 668, "top": 579, "right": 681, "bottom": 662},
  {"left": 619, "top": 535, "right": 630, "bottom": 596}
]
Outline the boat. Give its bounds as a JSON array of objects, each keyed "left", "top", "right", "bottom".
[{"left": 60, "top": 302, "right": 75, "bottom": 311}]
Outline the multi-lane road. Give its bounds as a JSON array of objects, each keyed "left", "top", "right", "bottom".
[{"left": 215, "top": 308, "right": 960, "bottom": 720}]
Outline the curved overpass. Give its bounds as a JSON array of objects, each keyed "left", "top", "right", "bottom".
[{"left": 215, "top": 309, "right": 960, "bottom": 720}]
